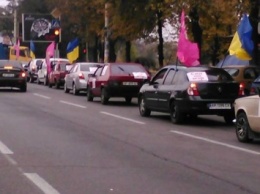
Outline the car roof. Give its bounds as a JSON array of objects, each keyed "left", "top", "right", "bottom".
[
  {"left": 222, "top": 65, "right": 260, "bottom": 69},
  {"left": 164, "top": 64, "right": 214, "bottom": 71},
  {"left": 0, "top": 60, "right": 22, "bottom": 67}
]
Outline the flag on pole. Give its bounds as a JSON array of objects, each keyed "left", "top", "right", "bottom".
[
  {"left": 228, "top": 14, "right": 254, "bottom": 60},
  {"left": 30, "top": 40, "right": 36, "bottom": 59},
  {"left": 14, "top": 39, "right": 20, "bottom": 60},
  {"left": 66, "top": 38, "right": 79, "bottom": 63},
  {"left": 46, "top": 41, "right": 55, "bottom": 73},
  {"left": 177, "top": 10, "right": 200, "bottom": 67}
]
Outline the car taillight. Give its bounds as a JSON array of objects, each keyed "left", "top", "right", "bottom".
[
  {"left": 239, "top": 82, "right": 245, "bottom": 96},
  {"left": 20, "top": 72, "right": 26, "bottom": 78},
  {"left": 79, "top": 72, "right": 85, "bottom": 79},
  {"left": 187, "top": 83, "right": 199, "bottom": 96}
]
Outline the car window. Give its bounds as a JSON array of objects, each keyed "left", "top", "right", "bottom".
[
  {"left": 80, "top": 65, "right": 98, "bottom": 72},
  {"left": 163, "top": 69, "right": 176, "bottom": 85},
  {"left": 244, "top": 68, "right": 258, "bottom": 79},
  {"left": 0, "top": 60, "right": 22, "bottom": 68},
  {"left": 95, "top": 66, "right": 103, "bottom": 76},
  {"left": 206, "top": 69, "right": 233, "bottom": 81},
  {"left": 101, "top": 65, "right": 108, "bottom": 76},
  {"left": 111, "top": 64, "right": 146, "bottom": 75},
  {"left": 224, "top": 68, "right": 239, "bottom": 76},
  {"left": 152, "top": 68, "right": 167, "bottom": 84}
]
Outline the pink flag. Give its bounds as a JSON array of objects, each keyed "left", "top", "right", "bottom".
[
  {"left": 14, "top": 39, "right": 20, "bottom": 60},
  {"left": 177, "top": 10, "right": 200, "bottom": 67},
  {"left": 46, "top": 42, "right": 55, "bottom": 73}
]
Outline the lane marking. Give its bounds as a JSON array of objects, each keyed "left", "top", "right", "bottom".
[
  {"left": 24, "top": 173, "right": 60, "bottom": 194},
  {"left": 33, "top": 93, "right": 51, "bottom": 99},
  {"left": 100, "top": 111, "right": 145, "bottom": 125},
  {"left": 4, "top": 155, "right": 17, "bottom": 165},
  {"left": 59, "top": 100, "right": 86, "bottom": 109},
  {"left": 170, "top": 130, "right": 260, "bottom": 155},
  {"left": 0, "top": 141, "right": 13, "bottom": 154}
]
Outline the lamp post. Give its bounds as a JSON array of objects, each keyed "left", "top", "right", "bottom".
[
  {"left": 104, "top": 2, "right": 110, "bottom": 63},
  {"left": 13, "top": 0, "right": 18, "bottom": 44}
]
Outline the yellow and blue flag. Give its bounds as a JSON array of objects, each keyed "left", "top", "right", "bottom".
[
  {"left": 66, "top": 38, "right": 79, "bottom": 63},
  {"left": 228, "top": 14, "right": 254, "bottom": 60},
  {"left": 30, "top": 40, "right": 36, "bottom": 59}
]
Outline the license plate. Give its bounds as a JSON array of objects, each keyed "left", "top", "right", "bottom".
[
  {"left": 122, "top": 82, "right": 138, "bottom": 86},
  {"left": 2, "top": 73, "right": 15, "bottom": 77},
  {"left": 208, "top": 103, "right": 231, "bottom": 109}
]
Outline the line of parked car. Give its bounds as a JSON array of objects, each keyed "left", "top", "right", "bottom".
[{"left": 1, "top": 58, "right": 259, "bottom": 143}]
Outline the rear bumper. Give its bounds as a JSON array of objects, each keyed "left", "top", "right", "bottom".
[
  {"left": 0, "top": 78, "right": 27, "bottom": 87},
  {"left": 176, "top": 99, "right": 235, "bottom": 115},
  {"left": 105, "top": 85, "right": 140, "bottom": 97}
]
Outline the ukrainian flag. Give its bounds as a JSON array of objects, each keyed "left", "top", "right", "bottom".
[
  {"left": 67, "top": 38, "right": 79, "bottom": 63},
  {"left": 228, "top": 14, "right": 254, "bottom": 60},
  {"left": 30, "top": 40, "right": 36, "bottom": 59}
]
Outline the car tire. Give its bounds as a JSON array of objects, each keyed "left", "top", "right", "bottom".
[
  {"left": 224, "top": 114, "right": 234, "bottom": 125},
  {"left": 64, "top": 83, "right": 70, "bottom": 93},
  {"left": 29, "top": 75, "right": 34, "bottom": 83},
  {"left": 20, "top": 84, "right": 27, "bottom": 92},
  {"left": 170, "top": 102, "right": 185, "bottom": 124},
  {"left": 235, "top": 112, "right": 253, "bottom": 143},
  {"left": 54, "top": 80, "right": 59, "bottom": 89},
  {"left": 101, "top": 88, "right": 109, "bottom": 105},
  {"left": 44, "top": 76, "right": 48, "bottom": 86},
  {"left": 48, "top": 81, "right": 53, "bottom": 88},
  {"left": 72, "top": 83, "right": 79, "bottom": 95},
  {"left": 87, "top": 88, "right": 93, "bottom": 101},
  {"left": 37, "top": 77, "right": 41, "bottom": 85},
  {"left": 139, "top": 96, "right": 151, "bottom": 117}
]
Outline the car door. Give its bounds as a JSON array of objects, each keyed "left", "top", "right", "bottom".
[
  {"left": 67, "top": 64, "right": 78, "bottom": 89},
  {"left": 38, "top": 61, "right": 46, "bottom": 82},
  {"left": 156, "top": 69, "right": 177, "bottom": 111},
  {"left": 144, "top": 68, "right": 168, "bottom": 109},
  {"left": 90, "top": 66, "right": 104, "bottom": 96}
]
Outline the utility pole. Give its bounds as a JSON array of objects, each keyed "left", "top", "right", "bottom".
[
  {"left": 13, "top": 0, "right": 18, "bottom": 44},
  {"left": 104, "top": 2, "right": 110, "bottom": 63}
]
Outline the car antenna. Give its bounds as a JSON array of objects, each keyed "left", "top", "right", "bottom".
[{"left": 219, "top": 52, "right": 228, "bottom": 68}]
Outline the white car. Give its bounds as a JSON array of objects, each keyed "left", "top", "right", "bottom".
[
  {"left": 234, "top": 89, "right": 260, "bottom": 142},
  {"left": 64, "top": 62, "right": 101, "bottom": 95},
  {"left": 37, "top": 58, "right": 69, "bottom": 85}
]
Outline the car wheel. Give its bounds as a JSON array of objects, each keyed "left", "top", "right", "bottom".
[
  {"left": 54, "top": 80, "right": 59, "bottom": 89},
  {"left": 72, "top": 83, "right": 79, "bottom": 95},
  {"left": 64, "top": 83, "right": 70, "bottom": 93},
  {"left": 48, "top": 81, "right": 52, "bottom": 88},
  {"left": 224, "top": 114, "right": 234, "bottom": 125},
  {"left": 87, "top": 88, "right": 93, "bottom": 101},
  {"left": 29, "top": 75, "right": 34, "bottom": 83},
  {"left": 20, "top": 84, "right": 27, "bottom": 92},
  {"left": 101, "top": 88, "right": 109, "bottom": 105},
  {"left": 170, "top": 102, "right": 185, "bottom": 124},
  {"left": 44, "top": 76, "right": 48, "bottom": 86},
  {"left": 37, "top": 77, "right": 41, "bottom": 85},
  {"left": 139, "top": 96, "right": 151, "bottom": 117},
  {"left": 235, "top": 112, "right": 253, "bottom": 143},
  {"left": 125, "top": 97, "right": 132, "bottom": 104}
]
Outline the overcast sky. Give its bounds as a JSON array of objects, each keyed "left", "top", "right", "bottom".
[{"left": 0, "top": 0, "right": 8, "bottom": 7}]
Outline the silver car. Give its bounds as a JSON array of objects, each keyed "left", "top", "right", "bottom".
[{"left": 64, "top": 62, "right": 101, "bottom": 95}]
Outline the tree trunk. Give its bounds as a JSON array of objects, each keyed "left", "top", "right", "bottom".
[
  {"left": 125, "top": 40, "right": 131, "bottom": 62},
  {"left": 189, "top": 6, "right": 202, "bottom": 62},
  {"left": 109, "top": 39, "right": 117, "bottom": 62},
  {"left": 157, "top": 10, "right": 164, "bottom": 68}
]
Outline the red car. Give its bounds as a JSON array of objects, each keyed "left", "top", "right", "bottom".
[
  {"left": 87, "top": 63, "right": 150, "bottom": 104},
  {"left": 48, "top": 61, "right": 72, "bottom": 89}
]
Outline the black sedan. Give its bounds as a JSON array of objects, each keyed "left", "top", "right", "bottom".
[
  {"left": 138, "top": 65, "right": 241, "bottom": 124},
  {"left": 0, "top": 60, "right": 27, "bottom": 92}
]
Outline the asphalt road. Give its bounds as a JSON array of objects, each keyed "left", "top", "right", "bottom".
[{"left": 0, "top": 83, "right": 260, "bottom": 194}]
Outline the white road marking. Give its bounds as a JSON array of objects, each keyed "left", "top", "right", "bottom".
[
  {"left": 33, "top": 93, "right": 51, "bottom": 99},
  {"left": 170, "top": 130, "right": 260, "bottom": 155},
  {"left": 24, "top": 173, "right": 60, "bottom": 194},
  {"left": 4, "top": 155, "right": 17, "bottom": 165},
  {"left": 0, "top": 141, "right": 13, "bottom": 154},
  {"left": 59, "top": 100, "right": 86, "bottom": 109},
  {"left": 100, "top": 111, "right": 145, "bottom": 125}
]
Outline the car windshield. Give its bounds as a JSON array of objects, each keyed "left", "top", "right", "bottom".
[
  {"left": 223, "top": 68, "right": 239, "bottom": 76},
  {"left": 60, "top": 64, "right": 72, "bottom": 71},
  {"left": 206, "top": 69, "right": 233, "bottom": 81},
  {"left": 80, "top": 64, "right": 98, "bottom": 72},
  {"left": 111, "top": 64, "right": 146, "bottom": 75},
  {"left": 0, "top": 60, "right": 22, "bottom": 68}
]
